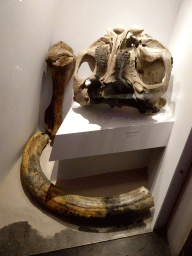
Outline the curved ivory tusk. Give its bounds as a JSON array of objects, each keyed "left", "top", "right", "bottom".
[{"left": 21, "top": 131, "right": 154, "bottom": 218}]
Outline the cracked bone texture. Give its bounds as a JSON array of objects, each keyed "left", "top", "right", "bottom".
[
  {"left": 45, "top": 41, "right": 76, "bottom": 144},
  {"left": 21, "top": 131, "right": 154, "bottom": 219},
  {"left": 73, "top": 25, "right": 172, "bottom": 114}
]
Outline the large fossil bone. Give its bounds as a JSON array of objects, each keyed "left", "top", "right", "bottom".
[
  {"left": 73, "top": 25, "right": 173, "bottom": 113},
  {"left": 45, "top": 41, "right": 76, "bottom": 144},
  {"left": 21, "top": 131, "right": 154, "bottom": 219}
]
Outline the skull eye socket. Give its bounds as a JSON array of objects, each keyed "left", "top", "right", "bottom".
[
  {"left": 77, "top": 54, "right": 96, "bottom": 79},
  {"left": 136, "top": 58, "right": 165, "bottom": 85},
  {"left": 126, "top": 36, "right": 140, "bottom": 48}
]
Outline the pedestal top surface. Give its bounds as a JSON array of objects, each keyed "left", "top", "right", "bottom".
[{"left": 57, "top": 102, "right": 174, "bottom": 135}]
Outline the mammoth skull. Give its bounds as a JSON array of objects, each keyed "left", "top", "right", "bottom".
[{"left": 73, "top": 25, "right": 173, "bottom": 114}]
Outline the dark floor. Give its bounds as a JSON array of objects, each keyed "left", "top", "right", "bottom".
[{"left": 34, "top": 229, "right": 172, "bottom": 256}]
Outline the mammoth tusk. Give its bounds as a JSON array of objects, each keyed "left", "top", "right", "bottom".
[{"left": 21, "top": 131, "right": 154, "bottom": 219}]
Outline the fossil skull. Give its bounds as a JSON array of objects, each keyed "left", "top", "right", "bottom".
[{"left": 73, "top": 25, "right": 173, "bottom": 113}]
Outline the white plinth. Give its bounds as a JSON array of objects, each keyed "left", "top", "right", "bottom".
[{"left": 50, "top": 102, "right": 174, "bottom": 161}]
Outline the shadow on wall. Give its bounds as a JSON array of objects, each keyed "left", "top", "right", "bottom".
[{"left": 38, "top": 69, "right": 53, "bottom": 132}]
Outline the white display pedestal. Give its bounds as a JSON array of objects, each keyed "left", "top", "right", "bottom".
[{"left": 50, "top": 102, "right": 174, "bottom": 161}]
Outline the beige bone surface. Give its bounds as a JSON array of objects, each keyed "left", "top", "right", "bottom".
[
  {"left": 73, "top": 25, "right": 173, "bottom": 113},
  {"left": 45, "top": 41, "right": 76, "bottom": 144}
]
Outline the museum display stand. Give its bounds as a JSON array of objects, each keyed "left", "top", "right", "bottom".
[
  {"left": 51, "top": 102, "right": 174, "bottom": 161},
  {"left": 1, "top": 1, "right": 192, "bottom": 255}
]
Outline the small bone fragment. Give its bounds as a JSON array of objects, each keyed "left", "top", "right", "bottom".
[
  {"left": 21, "top": 131, "right": 154, "bottom": 219},
  {"left": 45, "top": 41, "right": 76, "bottom": 144}
]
